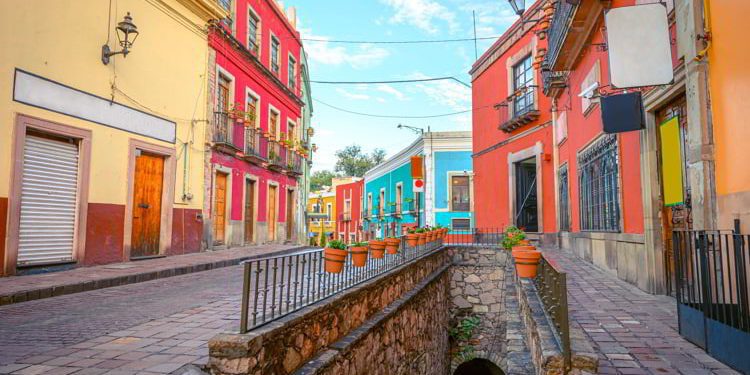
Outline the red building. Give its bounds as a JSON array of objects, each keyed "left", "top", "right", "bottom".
[
  {"left": 336, "top": 179, "right": 364, "bottom": 243},
  {"left": 206, "top": 0, "right": 307, "bottom": 247},
  {"left": 471, "top": 1, "right": 557, "bottom": 244}
]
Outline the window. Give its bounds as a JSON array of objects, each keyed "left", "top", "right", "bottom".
[
  {"left": 367, "top": 193, "right": 373, "bottom": 217},
  {"left": 452, "top": 218, "right": 471, "bottom": 230},
  {"left": 451, "top": 176, "right": 470, "bottom": 212},
  {"left": 578, "top": 134, "right": 620, "bottom": 232},
  {"left": 396, "top": 184, "right": 403, "bottom": 213},
  {"left": 288, "top": 55, "right": 297, "bottom": 90},
  {"left": 558, "top": 164, "right": 570, "bottom": 231},
  {"left": 512, "top": 55, "right": 534, "bottom": 116},
  {"left": 379, "top": 189, "right": 385, "bottom": 217},
  {"left": 270, "top": 36, "right": 280, "bottom": 75},
  {"left": 247, "top": 8, "right": 260, "bottom": 54},
  {"left": 287, "top": 120, "right": 296, "bottom": 143},
  {"left": 246, "top": 92, "right": 258, "bottom": 126},
  {"left": 269, "top": 109, "right": 279, "bottom": 140}
]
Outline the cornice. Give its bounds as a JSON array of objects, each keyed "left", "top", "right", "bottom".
[{"left": 175, "top": 0, "right": 229, "bottom": 22}]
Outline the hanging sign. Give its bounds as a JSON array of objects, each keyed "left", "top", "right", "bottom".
[
  {"left": 411, "top": 156, "right": 424, "bottom": 179},
  {"left": 659, "top": 116, "right": 685, "bottom": 206},
  {"left": 413, "top": 179, "right": 425, "bottom": 193}
]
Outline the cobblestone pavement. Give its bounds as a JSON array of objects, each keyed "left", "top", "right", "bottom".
[
  {"left": 544, "top": 249, "right": 739, "bottom": 375},
  {"left": 0, "top": 265, "right": 246, "bottom": 374}
]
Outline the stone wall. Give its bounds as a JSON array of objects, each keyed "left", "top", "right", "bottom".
[{"left": 207, "top": 250, "right": 450, "bottom": 375}]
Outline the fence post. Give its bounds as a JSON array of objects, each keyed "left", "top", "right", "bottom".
[{"left": 240, "top": 262, "right": 251, "bottom": 334}]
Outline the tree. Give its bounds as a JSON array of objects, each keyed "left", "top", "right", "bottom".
[
  {"left": 310, "top": 170, "right": 336, "bottom": 191},
  {"left": 334, "top": 145, "right": 387, "bottom": 177}
]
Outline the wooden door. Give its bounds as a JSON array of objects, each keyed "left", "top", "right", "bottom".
[
  {"left": 286, "top": 189, "right": 294, "bottom": 241},
  {"left": 214, "top": 172, "right": 228, "bottom": 245},
  {"left": 244, "top": 179, "right": 255, "bottom": 244},
  {"left": 131, "top": 153, "right": 164, "bottom": 258},
  {"left": 268, "top": 185, "right": 278, "bottom": 241},
  {"left": 657, "top": 95, "right": 691, "bottom": 295}
]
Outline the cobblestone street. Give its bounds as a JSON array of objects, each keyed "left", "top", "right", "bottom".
[
  {"left": 0, "top": 265, "right": 245, "bottom": 374},
  {"left": 544, "top": 250, "right": 739, "bottom": 375}
]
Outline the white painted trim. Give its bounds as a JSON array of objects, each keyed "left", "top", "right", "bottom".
[
  {"left": 507, "top": 142, "right": 544, "bottom": 233},
  {"left": 244, "top": 86, "right": 261, "bottom": 129},
  {"left": 247, "top": 4, "right": 261, "bottom": 57}
]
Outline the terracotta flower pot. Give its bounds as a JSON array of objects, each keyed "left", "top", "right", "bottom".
[
  {"left": 369, "top": 240, "right": 386, "bottom": 259},
  {"left": 349, "top": 246, "right": 368, "bottom": 267},
  {"left": 426, "top": 231, "right": 434, "bottom": 242},
  {"left": 324, "top": 248, "right": 348, "bottom": 274},
  {"left": 417, "top": 233, "right": 426, "bottom": 246},
  {"left": 518, "top": 239, "right": 531, "bottom": 246},
  {"left": 385, "top": 238, "right": 401, "bottom": 254},
  {"left": 406, "top": 233, "right": 419, "bottom": 247},
  {"left": 514, "top": 250, "right": 542, "bottom": 278}
]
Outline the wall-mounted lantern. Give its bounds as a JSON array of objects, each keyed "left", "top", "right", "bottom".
[
  {"left": 102, "top": 12, "right": 139, "bottom": 65},
  {"left": 508, "top": 0, "right": 528, "bottom": 16}
]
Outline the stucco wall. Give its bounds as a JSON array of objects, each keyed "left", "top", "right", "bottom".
[{"left": 433, "top": 151, "right": 473, "bottom": 228}]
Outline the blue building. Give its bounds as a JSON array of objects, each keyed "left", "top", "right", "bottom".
[{"left": 362, "top": 131, "right": 473, "bottom": 238}]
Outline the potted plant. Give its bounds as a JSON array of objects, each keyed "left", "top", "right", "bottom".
[
  {"left": 501, "top": 226, "right": 526, "bottom": 250},
  {"left": 349, "top": 241, "right": 369, "bottom": 267},
  {"left": 324, "top": 239, "right": 348, "bottom": 274},
  {"left": 369, "top": 238, "right": 386, "bottom": 258},
  {"left": 415, "top": 228, "right": 427, "bottom": 246},
  {"left": 406, "top": 229, "right": 419, "bottom": 247},
  {"left": 514, "top": 249, "right": 542, "bottom": 278},
  {"left": 385, "top": 237, "right": 401, "bottom": 254}
]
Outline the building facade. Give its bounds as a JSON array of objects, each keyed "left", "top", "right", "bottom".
[
  {"left": 335, "top": 179, "right": 364, "bottom": 244},
  {"left": 362, "top": 132, "right": 473, "bottom": 239},
  {"left": 0, "top": 0, "right": 227, "bottom": 276},
  {"left": 206, "top": 0, "right": 309, "bottom": 248},
  {"left": 307, "top": 188, "right": 336, "bottom": 244}
]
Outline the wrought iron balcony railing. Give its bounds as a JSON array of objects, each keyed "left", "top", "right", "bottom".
[
  {"left": 244, "top": 127, "right": 267, "bottom": 161},
  {"left": 545, "top": 0, "right": 577, "bottom": 72},
  {"left": 497, "top": 87, "right": 541, "bottom": 132},
  {"left": 267, "top": 141, "right": 286, "bottom": 168},
  {"left": 286, "top": 149, "right": 304, "bottom": 175},
  {"left": 339, "top": 212, "right": 352, "bottom": 222},
  {"left": 213, "top": 111, "right": 234, "bottom": 145}
]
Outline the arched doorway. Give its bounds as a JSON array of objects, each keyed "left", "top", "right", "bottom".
[{"left": 453, "top": 358, "right": 505, "bottom": 375}]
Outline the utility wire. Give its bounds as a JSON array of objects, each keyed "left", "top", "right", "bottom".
[
  {"left": 313, "top": 98, "right": 491, "bottom": 119},
  {"left": 311, "top": 76, "right": 471, "bottom": 88},
  {"left": 300, "top": 36, "right": 501, "bottom": 44}
]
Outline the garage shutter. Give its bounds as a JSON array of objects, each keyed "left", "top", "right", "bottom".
[{"left": 17, "top": 134, "right": 79, "bottom": 265}]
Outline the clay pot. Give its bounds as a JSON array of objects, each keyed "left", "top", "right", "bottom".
[
  {"left": 417, "top": 233, "right": 427, "bottom": 246},
  {"left": 369, "top": 240, "right": 386, "bottom": 259},
  {"left": 518, "top": 239, "right": 531, "bottom": 246},
  {"left": 324, "top": 248, "right": 348, "bottom": 273},
  {"left": 513, "top": 249, "right": 542, "bottom": 278},
  {"left": 385, "top": 238, "right": 401, "bottom": 254},
  {"left": 406, "top": 233, "right": 419, "bottom": 247},
  {"left": 349, "top": 246, "right": 368, "bottom": 267},
  {"left": 426, "top": 231, "right": 434, "bottom": 242}
]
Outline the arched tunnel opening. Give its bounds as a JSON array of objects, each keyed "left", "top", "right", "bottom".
[{"left": 453, "top": 358, "right": 505, "bottom": 375}]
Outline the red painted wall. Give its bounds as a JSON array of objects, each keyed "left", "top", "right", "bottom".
[
  {"left": 336, "top": 180, "right": 363, "bottom": 242},
  {"left": 472, "top": 11, "right": 556, "bottom": 233},
  {"left": 84, "top": 203, "right": 125, "bottom": 266},
  {"left": 170, "top": 208, "right": 203, "bottom": 256}
]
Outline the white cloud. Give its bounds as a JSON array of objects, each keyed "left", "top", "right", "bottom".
[
  {"left": 380, "top": 0, "right": 459, "bottom": 34},
  {"left": 299, "top": 28, "right": 390, "bottom": 70},
  {"left": 375, "top": 84, "right": 407, "bottom": 101},
  {"left": 336, "top": 88, "right": 371, "bottom": 101},
  {"left": 411, "top": 73, "right": 471, "bottom": 112}
]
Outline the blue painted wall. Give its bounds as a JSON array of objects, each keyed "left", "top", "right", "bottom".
[
  {"left": 433, "top": 151, "right": 473, "bottom": 228},
  {"left": 362, "top": 160, "right": 424, "bottom": 238}
]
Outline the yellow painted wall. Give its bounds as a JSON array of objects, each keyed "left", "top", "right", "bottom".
[
  {"left": 307, "top": 193, "right": 336, "bottom": 234},
  {"left": 0, "top": 0, "right": 219, "bottom": 209},
  {"left": 707, "top": 0, "right": 750, "bottom": 230}
]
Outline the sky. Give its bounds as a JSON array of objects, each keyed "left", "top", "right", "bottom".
[{"left": 283, "top": 0, "right": 519, "bottom": 172}]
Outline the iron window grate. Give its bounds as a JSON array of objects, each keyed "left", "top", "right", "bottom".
[{"left": 577, "top": 134, "right": 620, "bottom": 232}]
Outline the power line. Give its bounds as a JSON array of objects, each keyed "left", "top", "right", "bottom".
[
  {"left": 311, "top": 76, "right": 471, "bottom": 88},
  {"left": 313, "top": 98, "right": 491, "bottom": 119},
  {"left": 300, "top": 36, "right": 500, "bottom": 45}
]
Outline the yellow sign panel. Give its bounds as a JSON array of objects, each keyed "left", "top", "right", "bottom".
[{"left": 659, "top": 116, "right": 684, "bottom": 206}]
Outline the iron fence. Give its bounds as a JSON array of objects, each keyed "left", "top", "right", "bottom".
[
  {"left": 244, "top": 127, "right": 267, "bottom": 159},
  {"left": 535, "top": 255, "right": 571, "bottom": 372},
  {"left": 213, "top": 111, "right": 233, "bottom": 145},
  {"left": 443, "top": 228, "right": 506, "bottom": 246},
  {"left": 267, "top": 141, "right": 286, "bottom": 167},
  {"left": 239, "top": 237, "right": 444, "bottom": 333},
  {"left": 545, "top": 0, "right": 577, "bottom": 70}
]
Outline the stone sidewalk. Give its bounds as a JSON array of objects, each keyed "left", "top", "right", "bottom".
[
  {"left": 0, "top": 244, "right": 303, "bottom": 306},
  {"left": 543, "top": 249, "right": 738, "bottom": 375}
]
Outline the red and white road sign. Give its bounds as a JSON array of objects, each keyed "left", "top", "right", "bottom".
[{"left": 413, "top": 179, "right": 424, "bottom": 192}]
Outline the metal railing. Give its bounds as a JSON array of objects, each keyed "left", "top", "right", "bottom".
[
  {"left": 267, "top": 141, "right": 286, "bottom": 167},
  {"left": 545, "top": 0, "right": 577, "bottom": 71},
  {"left": 239, "top": 237, "right": 445, "bottom": 333},
  {"left": 286, "top": 149, "right": 303, "bottom": 174},
  {"left": 244, "top": 127, "right": 267, "bottom": 159},
  {"left": 535, "top": 255, "right": 571, "bottom": 372},
  {"left": 339, "top": 212, "right": 352, "bottom": 222},
  {"left": 443, "top": 228, "right": 505, "bottom": 246},
  {"left": 213, "top": 111, "right": 233, "bottom": 145},
  {"left": 498, "top": 87, "right": 539, "bottom": 132}
]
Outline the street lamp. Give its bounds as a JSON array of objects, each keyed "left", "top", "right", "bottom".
[
  {"left": 102, "top": 12, "right": 140, "bottom": 65},
  {"left": 397, "top": 124, "right": 425, "bottom": 135},
  {"left": 508, "top": 0, "right": 527, "bottom": 16}
]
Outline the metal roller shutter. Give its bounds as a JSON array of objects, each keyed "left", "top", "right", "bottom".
[{"left": 17, "top": 134, "right": 79, "bottom": 265}]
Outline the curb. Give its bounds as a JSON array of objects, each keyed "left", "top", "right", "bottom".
[{"left": 0, "top": 246, "right": 312, "bottom": 307}]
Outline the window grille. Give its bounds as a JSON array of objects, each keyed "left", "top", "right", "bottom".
[
  {"left": 247, "top": 12, "right": 259, "bottom": 54},
  {"left": 513, "top": 55, "right": 535, "bottom": 116},
  {"left": 558, "top": 164, "right": 570, "bottom": 231},
  {"left": 271, "top": 37, "right": 280, "bottom": 75},
  {"left": 578, "top": 134, "right": 620, "bottom": 232}
]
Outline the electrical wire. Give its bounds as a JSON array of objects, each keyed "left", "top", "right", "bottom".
[
  {"left": 300, "top": 36, "right": 501, "bottom": 44},
  {"left": 313, "top": 98, "right": 491, "bottom": 119},
  {"left": 310, "top": 76, "right": 471, "bottom": 88}
]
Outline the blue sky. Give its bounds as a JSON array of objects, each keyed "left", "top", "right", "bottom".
[{"left": 284, "top": 0, "right": 518, "bottom": 172}]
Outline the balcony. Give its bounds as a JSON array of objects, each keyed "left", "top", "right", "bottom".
[
  {"left": 243, "top": 127, "right": 268, "bottom": 165},
  {"left": 212, "top": 111, "right": 239, "bottom": 153},
  {"left": 545, "top": 0, "right": 577, "bottom": 72},
  {"left": 339, "top": 212, "right": 352, "bottom": 222},
  {"left": 267, "top": 141, "right": 286, "bottom": 170},
  {"left": 390, "top": 203, "right": 403, "bottom": 218},
  {"left": 285, "top": 149, "right": 304, "bottom": 176},
  {"left": 542, "top": 69, "right": 569, "bottom": 98},
  {"left": 497, "top": 87, "right": 540, "bottom": 133}
]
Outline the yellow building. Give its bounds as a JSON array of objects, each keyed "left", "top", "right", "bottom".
[
  {"left": 307, "top": 189, "right": 336, "bottom": 244},
  {"left": 0, "top": 0, "right": 227, "bottom": 275}
]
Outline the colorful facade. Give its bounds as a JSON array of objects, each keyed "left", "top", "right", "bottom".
[
  {"left": 0, "top": 0, "right": 227, "bottom": 275},
  {"left": 206, "top": 0, "right": 309, "bottom": 248},
  {"left": 335, "top": 179, "right": 364, "bottom": 243},
  {"left": 362, "top": 132, "right": 473, "bottom": 239},
  {"left": 307, "top": 189, "right": 336, "bottom": 243}
]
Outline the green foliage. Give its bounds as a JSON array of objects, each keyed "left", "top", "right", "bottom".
[
  {"left": 501, "top": 225, "right": 526, "bottom": 250},
  {"left": 327, "top": 239, "right": 347, "bottom": 250},
  {"left": 407, "top": 228, "right": 417, "bottom": 234},
  {"left": 350, "top": 241, "right": 368, "bottom": 247},
  {"left": 334, "top": 144, "right": 388, "bottom": 177},
  {"left": 310, "top": 170, "right": 336, "bottom": 191},
  {"left": 449, "top": 315, "right": 481, "bottom": 362},
  {"left": 415, "top": 228, "right": 426, "bottom": 233},
  {"left": 319, "top": 234, "right": 328, "bottom": 248}
]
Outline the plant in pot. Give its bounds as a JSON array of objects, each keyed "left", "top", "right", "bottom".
[
  {"left": 415, "top": 228, "right": 427, "bottom": 246},
  {"left": 406, "top": 229, "right": 419, "bottom": 247},
  {"left": 324, "top": 239, "right": 348, "bottom": 274},
  {"left": 369, "top": 238, "right": 386, "bottom": 258},
  {"left": 349, "top": 241, "right": 369, "bottom": 267},
  {"left": 501, "top": 226, "right": 526, "bottom": 250},
  {"left": 385, "top": 236, "right": 401, "bottom": 254}
]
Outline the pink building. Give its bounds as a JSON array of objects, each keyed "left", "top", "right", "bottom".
[
  {"left": 206, "top": 0, "right": 308, "bottom": 247},
  {"left": 336, "top": 179, "right": 364, "bottom": 244}
]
